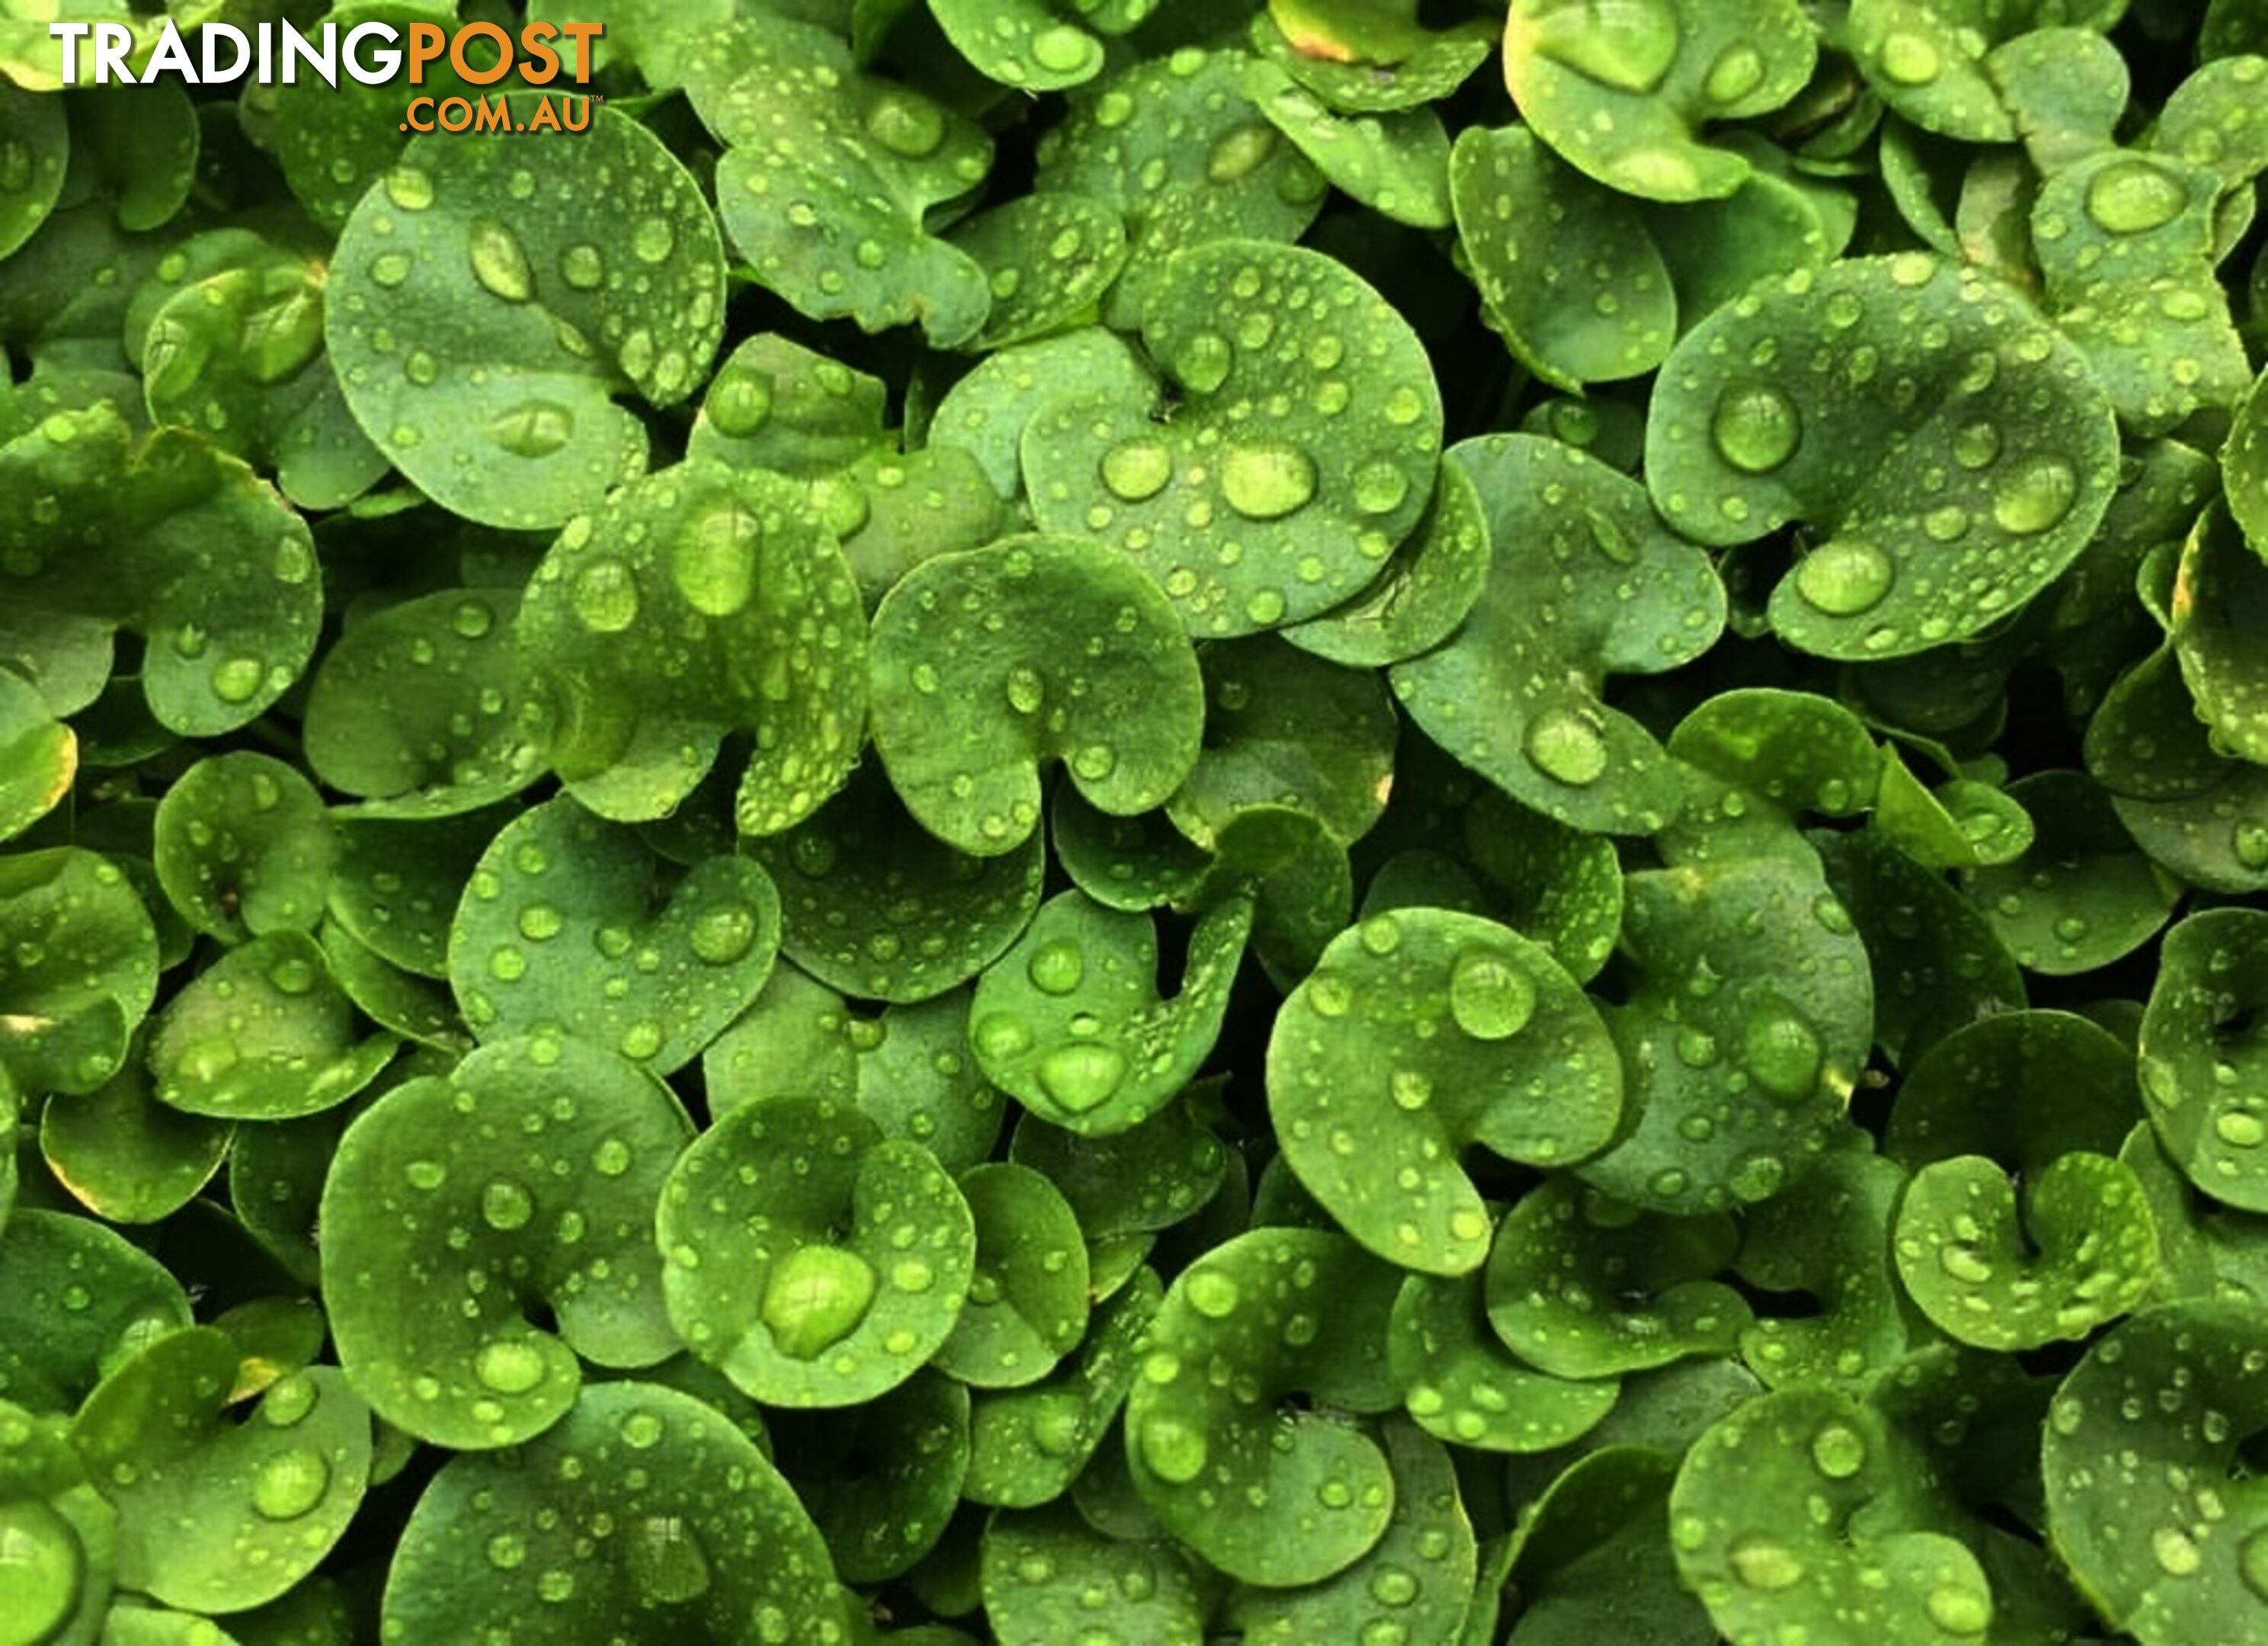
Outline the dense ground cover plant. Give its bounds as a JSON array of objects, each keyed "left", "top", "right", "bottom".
[{"left": 5, "top": 0, "right": 2268, "bottom": 1639}]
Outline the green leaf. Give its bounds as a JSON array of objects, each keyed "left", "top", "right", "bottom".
[
  {"left": 302, "top": 590, "right": 550, "bottom": 818},
  {"left": 1582, "top": 854, "right": 1873, "bottom": 1212},
  {"left": 1034, "top": 49, "right": 1326, "bottom": 329},
  {"left": 0, "top": 79, "right": 67, "bottom": 258},
  {"left": 137, "top": 239, "right": 387, "bottom": 511},
  {"left": 2142, "top": 908, "right": 2268, "bottom": 1212},
  {"left": 149, "top": 932, "right": 393, "bottom": 1122},
  {"left": 327, "top": 807, "right": 513, "bottom": 979},
  {"left": 1387, "top": 1267, "right": 1620, "bottom": 1453},
  {"left": 1244, "top": 59, "right": 1453, "bottom": 229},
  {"left": 797, "top": 1372, "right": 969, "bottom": 1583},
  {"left": 1393, "top": 433, "right": 1725, "bottom": 834},
  {"left": 1736, "top": 1150, "right": 1918, "bottom": 1391},
  {"left": 964, "top": 1269, "right": 1161, "bottom": 1507},
  {"left": 0, "top": 847, "right": 158, "bottom": 1098},
  {"left": 945, "top": 192, "right": 1131, "bottom": 352},
  {"left": 1503, "top": 1446, "right": 1714, "bottom": 1646},
  {"left": 1487, "top": 1177, "right": 1751, "bottom": 1379},
  {"left": 1646, "top": 255, "right": 2120, "bottom": 660},
  {"left": 1670, "top": 1386, "right": 1995, "bottom": 1646},
  {"left": 1224, "top": 1416, "right": 1476, "bottom": 1643},
  {"left": 1124, "top": 1226, "right": 1401, "bottom": 1587},
  {"left": 0, "top": 405, "right": 321, "bottom": 733},
  {"left": 382, "top": 1381, "right": 852, "bottom": 1641},
  {"left": 1278, "top": 456, "right": 1492, "bottom": 670},
  {"left": 1960, "top": 770, "right": 2180, "bottom": 975},
  {"left": 869, "top": 537, "right": 1205, "bottom": 857},
  {"left": 0, "top": 1392, "right": 116, "bottom": 1646},
  {"left": 1269, "top": 907, "right": 1621, "bottom": 1275},
  {"left": 517, "top": 462, "right": 868, "bottom": 831},
  {"left": 152, "top": 754, "right": 336, "bottom": 942},
  {"left": 0, "top": 666, "right": 75, "bottom": 844},
  {"left": 72, "top": 1332, "right": 370, "bottom": 1615},
  {"left": 685, "top": 14, "right": 993, "bottom": 347},
  {"left": 1451, "top": 125, "right": 1675, "bottom": 391},
  {"left": 0, "top": 1208, "right": 190, "bottom": 1413},
  {"left": 1024, "top": 239, "right": 1442, "bottom": 638},
  {"left": 657, "top": 1095, "right": 976, "bottom": 1407},
  {"left": 326, "top": 104, "right": 728, "bottom": 530},
  {"left": 932, "top": 1164, "right": 1090, "bottom": 1388},
  {"left": 1504, "top": 0, "right": 1819, "bottom": 202},
  {"left": 980, "top": 1500, "right": 1206, "bottom": 1646},
  {"left": 447, "top": 796, "right": 781, "bottom": 1076},
  {"left": 1169, "top": 636, "right": 1398, "bottom": 848},
  {"left": 2171, "top": 501, "right": 2268, "bottom": 764},
  {"left": 40, "top": 1053, "right": 231, "bottom": 1225},
  {"left": 322, "top": 1036, "right": 691, "bottom": 1449},
  {"left": 2042, "top": 1299, "right": 2268, "bottom": 1646},
  {"left": 1007, "top": 1102, "right": 1229, "bottom": 1240},
  {"left": 971, "top": 889, "right": 1249, "bottom": 1135},
  {"left": 747, "top": 766, "right": 1046, "bottom": 1004},
  {"left": 1251, "top": 2, "right": 1494, "bottom": 114}
]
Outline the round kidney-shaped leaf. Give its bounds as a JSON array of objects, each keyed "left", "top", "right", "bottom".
[
  {"left": 1646, "top": 254, "right": 2119, "bottom": 661},
  {"left": 1893, "top": 1151, "right": 2158, "bottom": 1352},
  {"left": 2142, "top": 908, "right": 2268, "bottom": 1212},
  {"left": 683, "top": 14, "right": 993, "bottom": 347},
  {"left": 1387, "top": 1268, "right": 1620, "bottom": 1453},
  {"left": 870, "top": 536, "right": 1205, "bottom": 857},
  {"left": 980, "top": 1500, "right": 1206, "bottom": 1646},
  {"left": 657, "top": 1096, "right": 976, "bottom": 1408},
  {"left": 1486, "top": 1178, "right": 1751, "bottom": 1379},
  {"left": 382, "top": 1381, "right": 852, "bottom": 1644},
  {"left": 519, "top": 462, "right": 868, "bottom": 832},
  {"left": 1503, "top": 0, "right": 1819, "bottom": 202},
  {"left": 1268, "top": 908, "right": 1622, "bottom": 1276},
  {"left": 152, "top": 753, "right": 335, "bottom": 941},
  {"left": 931, "top": 1164, "right": 1090, "bottom": 1390},
  {"left": 0, "top": 848, "right": 158, "bottom": 1098},
  {"left": 1224, "top": 1415, "right": 1476, "bottom": 1644},
  {"left": 0, "top": 1209, "right": 191, "bottom": 1414},
  {"left": 302, "top": 589, "right": 549, "bottom": 818},
  {"left": 322, "top": 1036, "right": 692, "bottom": 1449},
  {"left": 0, "top": 664, "right": 75, "bottom": 846},
  {"left": 447, "top": 796, "right": 781, "bottom": 1077},
  {"left": 964, "top": 1268, "right": 1161, "bottom": 1509},
  {"left": 72, "top": 1332, "right": 369, "bottom": 1616},
  {"left": 0, "top": 408, "right": 322, "bottom": 735},
  {"left": 1124, "top": 1226, "right": 1402, "bottom": 1587},
  {"left": 1671, "top": 1387, "right": 1997, "bottom": 1646},
  {"left": 325, "top": 104, "right": 727, "bottom": 530},
  {"left": 970, "top": 889, "right": 1252, "bottom": 1135},
  {"left": 149, "top": 932, "right": 394, "bottom": 1121},
  {"left": 1391, "top": 434, "right": 1725, "bottom": 834},
  {"left": 0, "top": 1394, "right": 115, "bottom": 1645},
  {"left": 1023, "top": 239, "right": 1442, "bottom": 638},
  {"left": 2043, "top": 1299, "right": 2268, "bottom": 1646},
  {"left": 1579, "top": 856, "right": 1873, "bottom": 1214},
  {"left": 747, "top": 766, "right": 1045, "bottom": 1005}
]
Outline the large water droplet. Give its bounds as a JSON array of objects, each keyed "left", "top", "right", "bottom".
[
  {"left": 251, "top": 1446, "right": 331, "bottom": 1520},
  {"left": 481, "top": 1177, "right": 534, "bottom": 1231},
  {"left": 1925, "top": 1584, "right": 1990, "bottom": 1637},
  {"left": 1102, "top": 438, "right": 1173, "bottom": 502},
  {"left": 1711, "top": 383, "right": 1802, "bottom": 474},
  {"left": 1185, "top": 1270, "right": 1240, "bottom": 1319},
  {"left": 467, "top": 216, "right": 534, "bottom": 303},
  {"left": 1991, "top": 457, "right": 2078, "bottom": 536},
  {"left": 1039, "top": 1043, "right": 1128, "bottom": 1113},
  {"left": 1809, "top": 1421, "right": 1867, "bottom": 1480},
  {"left": 2153, "top": 1526, "right": 2202, "bottom": 1577},
  {"left": 571, "top": 557, "right": 640, "bottom": 633},
  {"left": 1206, "top": 124, "right": 1277, "bottom": 183},
  {"left": 1876, "top": 30, "right": 1941, "bottom": 86},
  {"left": 474, "top": 1338, "right": 549, "bottom": 1395},
  {"left": 629, "top": 1513, "right": 712, "bottom": 1605},
  {"left": 1793, "top": 540, "right": 1894, "bottom": 616},
  {"left": 690, "top": 903, "right": 760, "bottom": 966},
  {"left": 1031, "top": 23, "right": 1099, "bottom": 77},
  {"left": 1173, "top": 331, "right": 1233, "bottom": 395},
  {"left": 1026, "top": 938, "right": 1085, "bottom": 995},
  {"left": 761, "top": 1245, "right": 878, "bottom": 1359},
  {"left": 1448, "top": 949, "right": 1537, "bottom": 1041},
  {"left": 866, "top": 92, "right": 945, "bottom": 159},
  {"left": 1524, "top": 707, "right": 1609, "bottom": 786},
  {"left": 2084, "top": 159, "right": 2187, "bottom": 235},
  {"left": 631, "top": 217, "right": 677, "bottom": 265},
  {"left": 1745, "top": 1010, "right": 1822, "bottom": 1103},
  {"left": 1139, "top": 1414, "right": 1209, "bottom": 1483},
  {"left": 1220, "top": 444, "right": 1317, "bottom": 520},
  {"left": 1703, "top": 43, "right": 1765, "bottom": 103},
  {"left": 673, "top": 503, "right": 760, "bottom": 616},
  {"left": 489, "top": 399, "right": 574, "bottom": 460},
  {"left": 1727, "top": 1534, "right": 1804, "bottom": 1591}
]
